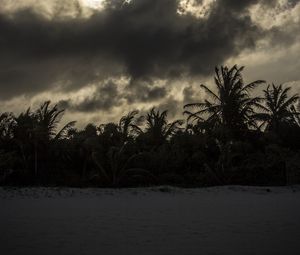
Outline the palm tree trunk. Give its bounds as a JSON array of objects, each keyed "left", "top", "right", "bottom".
[
  {"left": 34, "top": 140, "right": 38, "bottom": 178},
  {"left": 82, "top": 157, "right": 88, "bottom": 181}
]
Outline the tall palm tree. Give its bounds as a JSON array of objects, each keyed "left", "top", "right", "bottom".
[
  {"left": 290, "top": 103, "right": 300, "bottom": 128},
  {"left": 13, "top": 101, "right": 75, "bottom": 178},
  {"left": 0, "top": 113, "right": 15, "bottom": 140},
  {"left": 13, "top": 108, "right": 36, "bottom": 172},
  {"left": 34, "top": 101, "right": 76, "bottom": 176},
  {"left": 118, "top": 110, "right": 143, "bottom": 141},
  {"left": 35, "top": 101, "right": 76, "bottom": 141},
  {"left": 141, "top": 108, "right": 183, "bottom": 146},
  {"left": 98, "top": 111, "right": 143, "bottom": 146},
  {"left": 184, "top": 65, "right": 265, "bottom": 133},
  {"left": 255, "top": 84, "right": 299, "bottom": 131}
]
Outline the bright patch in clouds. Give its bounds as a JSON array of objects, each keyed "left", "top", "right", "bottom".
[
  {"left": 178, "top": 0, "right": 216, "bottom": 18},
  {"left": 250, "top": 0, "right": 300, "bottom": 29},
  {"left": 81, "top": 0, "right": 105, "bottom": 9}
]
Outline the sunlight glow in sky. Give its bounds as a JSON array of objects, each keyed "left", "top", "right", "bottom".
[
  {"left": 81, "top": 0, "right": 105, "bottom": 9},
  {"left": 178, "top": 0, "right": 216, "bottom": 18}
]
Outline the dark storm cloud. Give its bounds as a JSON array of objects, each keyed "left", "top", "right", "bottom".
[
  {"left": 125, "top": 79, "right": 168, "bottom": 103},
  {"left": 59, "top": 79, "right": 168, "bottom": 112},
  {"left": 157, "top": 96, "right": 183, "bottom": 118},
  {"left": 58, "top": 80, "right": 122, "bottom": 112},
  {"left": 0, "top": 0, "right": 297, "bottom": 105},
  {"left": 182, "top": 84, "right": 203, "bottom": 104}
]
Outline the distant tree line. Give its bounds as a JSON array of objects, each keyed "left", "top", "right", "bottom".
[{"left": 1, "top": 65, "right": 300, "bottom": 187}]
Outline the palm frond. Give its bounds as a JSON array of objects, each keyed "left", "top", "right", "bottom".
[{"left": 55, "top": 121, "right": 76, "bottom": 140}]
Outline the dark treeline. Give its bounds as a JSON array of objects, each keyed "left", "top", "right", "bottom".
[{"left": 1, "top": 65, "right": 300, "bottom": 187}]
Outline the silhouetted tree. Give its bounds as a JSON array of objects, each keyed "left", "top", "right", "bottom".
[
  {"left": 291, "top": 103, "right": 300, "bottom": 127},
  {"left": 0, "top": 113, "right": 15, "bottom": 141},
  {"left": 138, "top": 108, "right": 183, "bottom": 148},
  {"left": 12, "top": 102, "right": 75, "bottom": 180},
  {"left": 118, "top": 110, "right": 143, "bottom": 142},
  {"left": 184, "top": 65, "right": 265, "bottom": 138},
  {"left": 255, "top": 84, "right": 299, "bottom": 131}
]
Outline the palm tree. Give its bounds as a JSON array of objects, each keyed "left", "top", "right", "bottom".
[
  {"left": 254, "top": 84, "right": 299, "bottom": 131},
  {"left": 13, "top": 101, "right": 75, "bottom": 178},
  {"left": 13, "top": 108, "right": 36, "bottom": 173},
  {"left": 290, "top": 103, "right": 300, "bottom": 128},
  {"left": 118, "top": 110, "right": 143, "bottom": 141},
  {"left": 184, "top": 65, "right": 265, "bottom": 134},
  {"left": 0, "top": 113, "right": 15, "bottom": 141},
  {"left": 141, "top": 108, "right": 184, "bottom": 147},
  {"left": 98, "top": 111, "right": 143, "bottom": 145},
  {"left": 34, "top": 101, "right": 76, "bottom": 176},
  {"left": 35, "top": 101, "right": 76, "bottom": 141}
]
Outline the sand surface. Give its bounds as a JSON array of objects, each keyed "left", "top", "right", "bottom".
[{"left": 1, "top": 186, "right": 300, "bottom": 255}]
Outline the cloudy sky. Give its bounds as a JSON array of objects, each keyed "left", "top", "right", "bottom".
[{"left": 0, "top": 0, "right": 299, "bottom": 127}]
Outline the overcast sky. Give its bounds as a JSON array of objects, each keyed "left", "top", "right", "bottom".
[{"left": 0, "top": 0, "right": 299, "bottom": 127}]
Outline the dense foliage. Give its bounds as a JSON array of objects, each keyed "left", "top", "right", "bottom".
[{"left": 1, "top": 65, "right": 300, "bottom": 187}]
